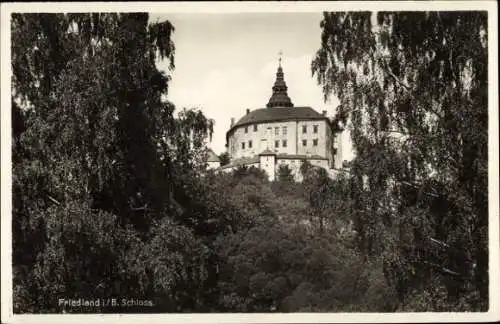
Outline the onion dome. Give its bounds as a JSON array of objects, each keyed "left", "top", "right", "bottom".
[{"left": 266, "top": 58, "right": 294, "bottom": 108}]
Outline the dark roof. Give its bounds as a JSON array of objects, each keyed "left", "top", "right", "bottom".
[
  {"left": 267, "top": 65, "right": 293, "bottom": 108},
  {"left": 277, "top": 154, "right": 328, "bottom": 160},
  {"left": 259, "top": 149, "right": 276, "bottom": 156},
  {"left": 219, "top": 155, "right": 260, "bottom": 170},
  {"left": 310, "top": 154, "right": 328, "bottom": 160},
  {"left": 227, "top": 106, "right": 329, "bottom": 139},
  {"left": 204, "top": 149, "right": 220, "bottom": 163}
]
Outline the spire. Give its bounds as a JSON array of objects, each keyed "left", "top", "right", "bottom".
[{"left": 266, "top": 52, "right": 294, "bottom": 108}]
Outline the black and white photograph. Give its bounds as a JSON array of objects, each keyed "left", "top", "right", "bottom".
[{"left": 1, "top": 1, "right": 499, "bottom": 323}]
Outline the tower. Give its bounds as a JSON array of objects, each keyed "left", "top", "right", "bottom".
[
  {"left": 266, "top": 53, "right": 294, "bottom": 108},
  {"left": 259, "top": 149, "right": 276, "bottom": 181}
]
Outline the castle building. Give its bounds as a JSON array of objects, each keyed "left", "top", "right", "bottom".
[{"left": 216, "top": 60, "right": 343, "bottom": 181}]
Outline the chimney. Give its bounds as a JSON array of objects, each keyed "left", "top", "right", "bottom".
[
  {"left": 322, "top": 110, "right": 327, "bottom": 116},
  {"left": 246, "top": 109, "right": 250, "bottom": 115},
  {"left": 230, "top": 117, "right": 235, "bottom": 127}
]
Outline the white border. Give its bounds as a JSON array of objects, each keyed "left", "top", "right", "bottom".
[{"left": 1, "top": 1, "right": 498, "bottom": 323}]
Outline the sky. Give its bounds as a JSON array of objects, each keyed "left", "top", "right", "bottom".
[{"left": 150, "top": 13, "right": 352, "bottom": 158}]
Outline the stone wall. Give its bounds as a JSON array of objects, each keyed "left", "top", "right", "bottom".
[
  {"left": 206, "top": 161, "right": 221, "bottom": 170},
  {"left": 275, "top": 158, "right": 304, "bottom": 182},
  {"left": 228, "top": 119, "right": 337, "bottom": 163},
  {"left": 228, "top": 120, "right": 297, "bottom": 159}
]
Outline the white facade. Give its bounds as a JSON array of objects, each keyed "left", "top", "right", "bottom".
[
  {"left": 219, "top": 155, "right": 331, "bottom": 182},
  {"left": 260, "top": 154, "right": 277, "bottom": 181},
  {"left": 275, "top": 158, "right": 303, "bottom": 181},
  {"left": 229, "top": 120, "right": 298, "bottom": 158},
  {"left": 228, "top": 119, "right": 338, "bottom": 168},
  {"left": 206, "top": 161, "right": 221, "bottom": 170}
]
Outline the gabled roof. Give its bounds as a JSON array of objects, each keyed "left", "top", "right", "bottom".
[
  {"left": 259, "top": 149, "right": 276, "bottom": 156},
  {"left": 310, "top": 154, "right": 328, "bottom": 160},
  {"left": 219, "top": 155, "right": 260, "bottom": 170},
  {"left": 205, "top": 149, "right": 220, "bottom": 163}
]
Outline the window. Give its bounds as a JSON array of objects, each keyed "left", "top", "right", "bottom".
[
  {"left": 275, "top": 127, "right": 279, "bottom": 136},
  {"left": 245, "top": 127, "right": 248, "bottom": 133},
  {"left": 248, "top": 140, "right": 252, "bottom": 148},
  {"left": 313, "top": 125, "right": 318, "bottom": 133},
  {"left": 275, "top": 140, "right": 280, "bottom": 148},
  {"left": 253, "top": 124, "right": 258, "bottom": 131},
  {"left": 302, "top": 139, "right": 307, "bottom": 146},
  {"left": 313, "top": 139, "right": 318, "bottom": 146},
  {"left": 282, "top": 126, "right": 287, "bottom": 135},
  {"left": 302, "top": 125, "right": 307, "bottom": 134},
  {"left": 282, "top": 140, "right": 287, "bottom": 147},
  {"left": 242, "top": 142, "right": 245, "bottom": 149}
]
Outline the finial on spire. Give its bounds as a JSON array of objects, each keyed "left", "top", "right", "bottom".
[
  {"left": 267, "top": 52, "right": 294, "bottom": 108},
  {"left": 278, "top": 50, "right": 282, "bottom": 67}
]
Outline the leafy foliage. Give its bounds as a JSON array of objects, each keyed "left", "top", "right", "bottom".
[
  {"left": 312, "top": 11, "right": 488, "bottom": 310},
  {"left": 12, "top": 13, "right": 213, "bottom": 313},
  {"left": 277, "top": 164, "right": 294, "bottom": 183},
  {"left": 14, "top": 202, "right": 142, "bottom": 313},
  {"left": 214, "top": 170, "right": 395, "bottom": 312},
  {"left": 218, "top": 152, "right": 230, "bottom": 166}
]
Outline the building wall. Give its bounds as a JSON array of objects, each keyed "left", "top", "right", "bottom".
[
  {"left": 229, "top": 120, "right": 298, "bottom": 159},
  {"left": 309, "top": 158, "right": 329, "bottom": 170},
  {"left": 219, "top": 162, "right": 260, "bottom": 174},
  {"left": 259, "top": 155, "right": 276, "bottom": 181},
  {"left": 220, "top": 167, "right": 234, "bottom": 174},
  {"left": 275, "top": 157, "right": 329, "bottom": 182},
  {"left": 275, "top": 158, "right": 304, "bottom": 182},
  {"left": 206, "top": 161, "right": 221, "bottom": 170},
  {"left": 295, "top": 120, "right": 331, "bottom": 160},
  {"left": 217, "top": 157, "right": 341, "bottom": 182},
  {"left": 228, "top": 119, "right": 336, "bottom": 160},
  {"left": 226, "top": 116, "right": 345, "bottom": 173},
  {"left": 332, "top": 134, "right": 342, "bottom": 169}
]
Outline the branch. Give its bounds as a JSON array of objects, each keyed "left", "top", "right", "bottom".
[
  {"left": 449, "top": 46, "right": 455, "bottom": 82},
  {"left": 380, "top": 58, "right": 411, "bottom": 91},
  {"left": 429, "top": 237, "right": 450, "bottom": 248},
  {"left": 47, "top": 195, "right": 61, "bottom": 206},
  {"left": 399, "top": 180, "right": 440, "bottom": 198},
  {"left": 385, "top": 130, "right": 413, "bottom": 139},
  {"left": 130, "top": 202, "right": 149, "bottom": 211},
  {"left": 386, "top": 130, "right": 410, "bottom": 135},
  {"left": 422, "top": 260, "right": 462, "bottom": 277},
  {"left": 425, "top": 104, "right": 445, "bottom": 120}
]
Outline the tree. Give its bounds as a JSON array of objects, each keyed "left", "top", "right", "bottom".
[
  {"left": 11, "top": 13, "right": 214, "bottom": 313},
  {"left": 218, "top": 152, "right": 230, "bottom": 166},
  {"left": 14, "top": 202, "right": 143, "bottom": 313},
  {"left": 277, "top": 164, "right": 295, "bottom": 183},
  {"left": 299, "top": 159, "right": 313, "bottom": 178},
  {"left": 11, "top": 13, "right": 179, "bottom": 234},
  {"left": 302, "top": 167, "right": 331, "bottom": 233},
  {"left": 215, "top": 219, "right": 393, "bottom": 312},
  {"left": 312, "top": 11, "right": 488, "bottom": 310}
]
